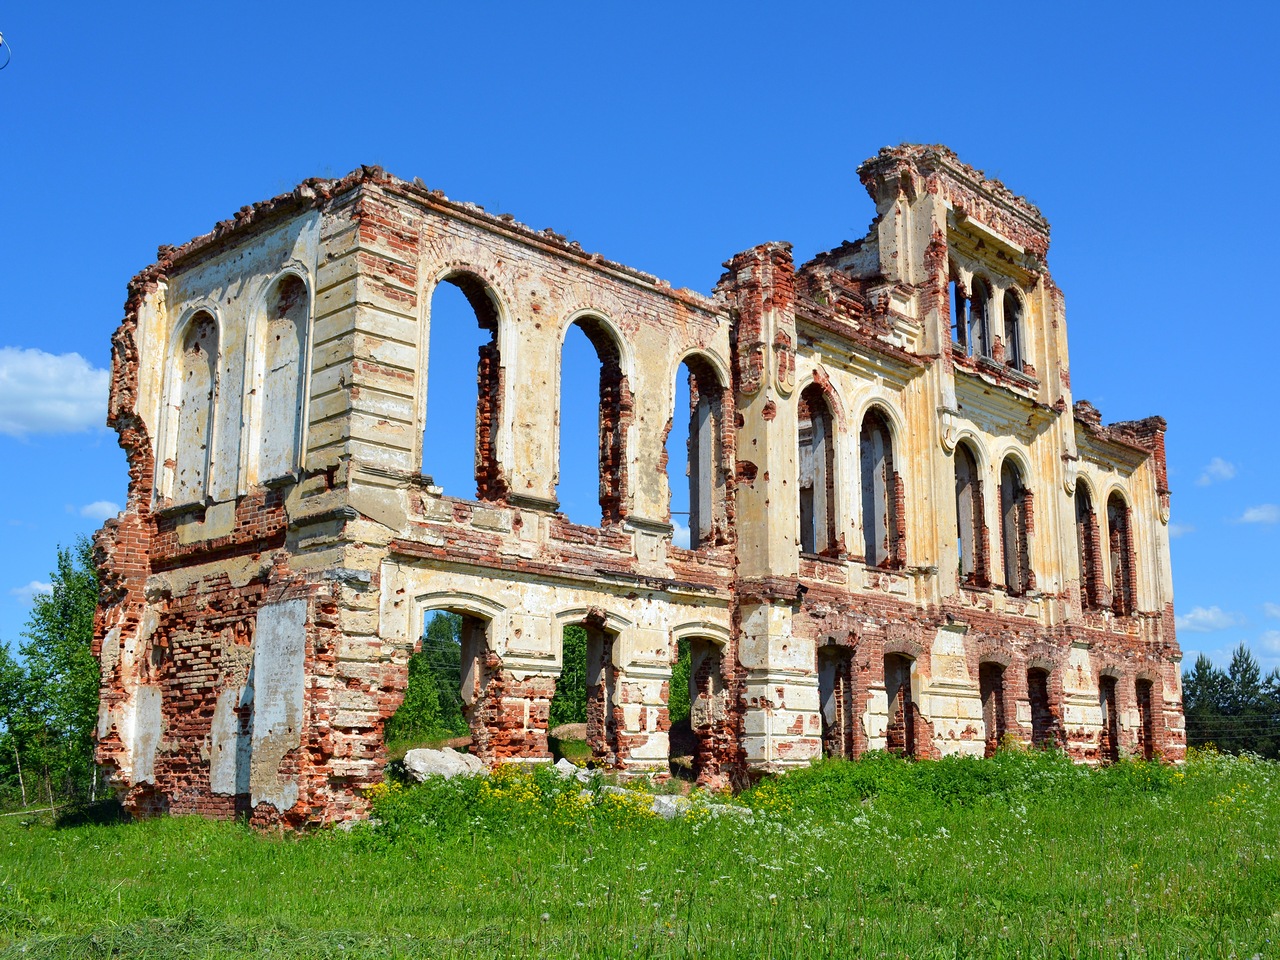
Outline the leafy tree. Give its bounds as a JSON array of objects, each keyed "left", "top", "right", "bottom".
[
  {"left": 385, "top": 612, "right": 469, "bottom": 746},
  {"left": 0, "top": 537, "right": 101, "bottom": 806},
  {"left": 549, "top": 626, "right": 588, "bottom": 729},
  {"left": 669, "top": 639, "right": 691, "bottom": 726},
  {"left": 0, "top": 643, "right": 32, "bottom": 805}
]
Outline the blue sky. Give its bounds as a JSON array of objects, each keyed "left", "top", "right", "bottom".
[{"left": 0, "top": 1, "right": 1276, "bottom": 671}]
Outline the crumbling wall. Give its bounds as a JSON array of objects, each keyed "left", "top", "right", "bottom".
[{"left": 96, "top": 145, "right": 1184, "bottom": 828}]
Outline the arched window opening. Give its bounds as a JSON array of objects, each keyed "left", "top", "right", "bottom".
[
  {"left": 1027, "top": 668, "right": 1058, "bottom": 748},
  {"left": 884, "top": 653, "right": 917, "bottom": 757},
  {"left": 799, "top": 384, "right": 837, "bottom": 555},
  {"left": 558, "top": 319, "right": 630, "bottom": 526},
  {"left": 949, "top": 266, "right": 968, "bottom": 349},
  {"left": 669, "top": 637, "right": 728, "bottom": 780},
  {"left": 1099, "top": 675, "right": 1120, "bottom": 764},
  {"left": 665, "top": 357, "right": 728, "bottom": 550},
  {"left": 978, "top": 662, "right": 1007, "bottom": 758},
  {"left": 999, "top": 458, "right": 1033, "bottom": 596},
  {"left": 1107, "top": 493, "right": 1136, "bottom": 616},
  {"left": 1135, "top": 679, "right": 1155, "bottom": 760},
  {"left": 954, "top": 442, "right": 987, "bottom": 586},
  {"left": 818, "top": 644, "right": 855, "bottom": 760},
  {"left": 170, "top": 311, "right": 218, "bottom": 505},
  {"left": 550, "top": 621, "right": 618, "bottom": 767},
  {"left": 1075, "top": 486, "right": 1103, "bottom": 610},
  {"left": 422, "top": 276, "right": 503, "bottom": 501},
  {"left": 384, "top": 610, "right": 484, "bottom": 752},
  {"left": 860, "top": 409, "right": 902, "bottom": 567},
  {"left": 258, "top": 276, "right": 308, "bottom": 481},
  {"left": 1003, "top": 289, "right": 1025, "bottom": 372},
  {"left": 969, "top": 278, "right": 992, "bottom": 359}
]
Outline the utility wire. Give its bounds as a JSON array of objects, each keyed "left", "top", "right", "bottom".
[{"left": 0, "top": 33, "right": 11, "bottom": 71}]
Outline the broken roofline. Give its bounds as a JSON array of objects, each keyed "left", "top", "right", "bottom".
[
  {"left": 858, "top": 143, "right": 1051, "bottom": 236},
  {"left": 134, "top": 165, "right": 720, "bottom": 314}
]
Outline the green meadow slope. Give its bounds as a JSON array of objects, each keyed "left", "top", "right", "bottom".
[{"left": 1, "top": 750, "right": 1277, "bottom": 959}]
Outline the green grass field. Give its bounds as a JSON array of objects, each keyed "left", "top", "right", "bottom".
[{"left": 0, "top": 749, "right": 1276, "bottom": 959}]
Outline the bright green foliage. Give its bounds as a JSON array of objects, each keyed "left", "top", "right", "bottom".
[
  {"left": 1183, "top": 644, "right": 1280, "bottom": 758},
  {"left": 2, "top": 751, "right": 1280, "bottom": 958},
  {"left": 547, "top": 626, "right": 587, "bottom": 728},
  {"left": 0, "top": 537, "right": 101, "bottom": 806},
  {"left": 668, "top": 637, "right": 690, "bottom": 725},
  {"left": 383, "top": 612, "right": 468, "bottom": 748}
]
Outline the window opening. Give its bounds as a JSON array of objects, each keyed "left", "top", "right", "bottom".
[
  {"left": 551, "top": 621, "right": 618, "bottom": 767},
  {"left": 1099, "top": 675, "right": 1119, "bottom": 764},
  {"left": 799, "top": 384, "right": 836, "bottom": 555},
  {"left": 818, "top": 645, "right": 856, "bottom": 759},
  {"left": 954, "top": 443, "right": 987, "bottom": 585},
  {"left": 884, "top": 654, "right": 917, "bottom": 757},
  {"left": 1107, "top": 493, "right": 1136, "bottom": 616},
  {"left": 384, "top": 610, "right": 481, "bottom": 751},
  {"left": 979, "top": 662, "right": 1007, "bottom": 758},
  {"left": 860, "top": 409, "right": 901, "bottom": 567},
  {"left": 1003, "top": 289, "right": 1024, "bottom": 372},
  {"left": 1028, "top": 668, "right": 1057, "bottom": 748},
  {"left": 969, "top": 278, "right": 992, "bottom": 359},
  {"left": 258, "top": 276, "right": 308, "bottom": 481},
  {"left": 950, "top": 268, "right": 968, "bottom": 349},
  {"left": 421, "top": 276, "right": 502, "bottom": 500},
  {"left": 665, "top": 357, "right": 726, "bottom": 549},
  {"left": 171, "top": 311, "right": 218, "bottom": 505},
  {"left": 558, "top": 319, "right": 629, "bottom": 526},
  {"left": 1076, "top": 486, "right": 1102, "bottom": 610},
  {"left": 1135, "top": 679, "right": 1154, "bottom": 760},
  {"left": 1000, "top": 458, "right": 1032, "bottom": 596}
]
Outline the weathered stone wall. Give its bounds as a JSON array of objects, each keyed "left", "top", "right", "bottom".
[{"left": 94, "top": 145, "right": 1184, "bottom": 826}]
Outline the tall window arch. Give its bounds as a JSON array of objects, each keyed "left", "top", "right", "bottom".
[
  {"left": 949, "top": 264, "right": 968, "bottom": 350},
  {"left": 798, "top": 383, "right": 836, "bottom": 555},
  {"left": 860, "top": 408, "right": 902, "bottom": 567},
  {"left": 558, "top": 316, "right": 630, "bottom": 526},
  {"left": 1003, "top": 289, "right": 1025, "bottom": 372},
  {"left": 666, "top": 355, "right": 728, "bottom": 550},
  {"left": 954, "top": 441, "right": 987, "bottom": 586},
  {"left": 1075, "top": 485, "right": 1102, "bottom": 610},
  {"left": 257, "top": 275, "right": 308, "bottom": 481},
  {"left": 167, "top": 311, "right": 219, "bottom": 505},
  {"left": 999, "top": 457, "right": 1033, "bottom": 596},
  {"left": 969, "top": 277, "right": 993, "bottom": 359},
  {"left": 1107, "top": 492, "right": 1136, "bottom": 616},
  {"left": 421, "top": 273, "right": 503, "bottom": 501}
]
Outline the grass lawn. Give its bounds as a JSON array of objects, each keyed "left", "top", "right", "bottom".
[{"left": 0, "top": 749, "right": 1277, "bottom": 959}]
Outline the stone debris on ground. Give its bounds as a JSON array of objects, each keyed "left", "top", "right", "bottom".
[{"left": 402, "top": 748, "right": 486, "bottom": 782}]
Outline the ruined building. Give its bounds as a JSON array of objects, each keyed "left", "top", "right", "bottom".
[{"left": 94, "top": 145, "right": 1184, "bottom": 825}]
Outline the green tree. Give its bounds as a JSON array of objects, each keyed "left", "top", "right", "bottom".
[
  {"left": 0, "top": 643, "right": 32, "bottom": 805},
  {"left": 548, "top": 626, "right": 588, "bottom": 729},
  {"left": 669, "top": 639, "right": 691, "bottom": 726},
  {"left": 1183, "top": 646, "right": 1280, "bottom": 759},
  {"left": 385, "top": 612, "right": 469, "bottom": 747},
  {"left": 0, "top": 537, "right": 101, "bottom": 806},
  {"left": 1183, "top": 652, "right": 1227, "bottom": 751}
]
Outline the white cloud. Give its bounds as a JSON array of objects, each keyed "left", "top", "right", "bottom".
[
  {"left": 1175, "top": 605, "right": 1246, "bottom": 633},
  {"left": 9, "top": 580, "right": 51, "bottom": 603},
  {"left": 1264, "top": 603, "right": 1280, "bottom": 620},
  {"left": 672, "top": 519, "right": 691, "bottom": 549},
  {"left": 79, "top": 500, "right": 120, "bottom": 521},
  {"left": 1260, "top": 630, "right": 1280, "bottom": 655},
  {"left": 0, "top": 347, "right": 110, "bottom": 438},
  {"left": 1168, "top": 522, "right": 1194, "bottom": 539},
  {"left": 1239, "top": 504, "right": 1280, "bottom": 524},
  {"left": 1195, "top": 457, "right": 1236, "bottom": 486}
]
